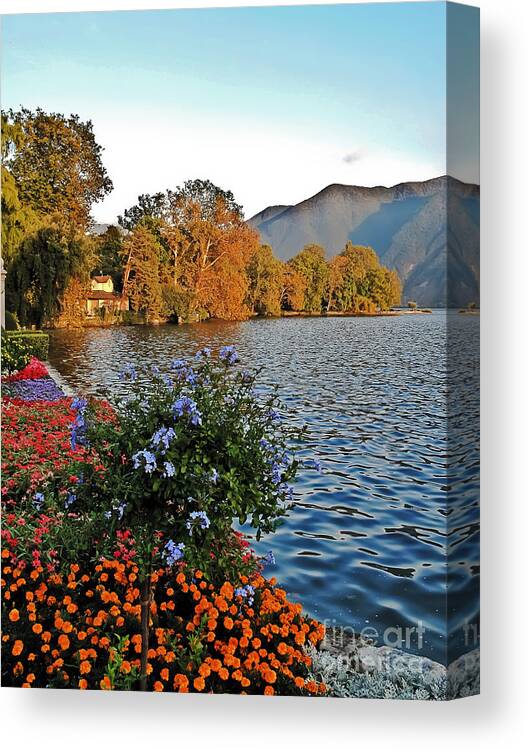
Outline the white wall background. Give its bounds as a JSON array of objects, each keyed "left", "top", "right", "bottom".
[{"left": 1, "top": 1, "right": 527, "bottom": 748}]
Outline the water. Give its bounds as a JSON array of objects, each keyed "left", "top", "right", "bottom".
[{"left": 48, "top": 311, "right": 479, "bottom": 663}]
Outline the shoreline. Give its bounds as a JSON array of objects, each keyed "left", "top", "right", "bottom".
[{"left": 45, "top": 307, "right": 436, "bottom": 331}]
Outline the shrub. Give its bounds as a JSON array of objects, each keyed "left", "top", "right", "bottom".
[
  {"left": 4, "top": 311, "right": 19, "bottom": 331},
  {"left": 1, "top": 331, "right": 32, "bottom": 374},
  {"left": 4, "top": 331, "right": 49, "bottom": 361}
]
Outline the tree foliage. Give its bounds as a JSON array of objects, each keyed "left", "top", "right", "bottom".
[{"left": 3, "top": 108, "right": 112, "bottom": 229}]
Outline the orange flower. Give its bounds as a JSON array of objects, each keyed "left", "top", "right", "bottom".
[
  {"left": 58, "top": 634, "right": 70, "bottom": 651},
  {"left": 100, "top": 676, "right": 112, "bottom": 690},
  {"left": 32, "top": 623, "right": 43, "bottom": 635},
  {"left": 224, "top": 617, "right": 234, "bottom": 630},
  {"left": 218, "top": 667, "right": 229, "bottom": 681},
  {"left": 80, "top": 660, "right": 92, "bottom": 675},
  {"left": 153, "top": 681, "right": 164, "bottom": 692},
  {"left": 193, "top": 676, "right": 205, "bottom": 692},
  {"left": 198, "top": 663, "right": 211, "bottom": 678},
  {"left": 264, "top": 686, "right": 275, "bottom": 696},
  {"left": 79, "top": 679, "right": 88, "bottom": 690},
  {"left": 160, "top": 668, "right": 169, "bottom": 681},
  {"left": 8, "top": 609, "right": 19, "bottom": 622},
  {"left": 120, "top": 661, "right": 132, "bottom": 674},
  {"left": 12, "top": 640, "right": 24, "bottom": 656}
]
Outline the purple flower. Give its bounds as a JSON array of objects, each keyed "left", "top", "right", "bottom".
[
  {"left": 3, "top": 377, "right": 64, "bottom": 402},
  {"left": 210, "top": 468, "right": 219, "bottom": 484},
  {"left": 65, "top": 492, "right": 76, "bottom": 509}
]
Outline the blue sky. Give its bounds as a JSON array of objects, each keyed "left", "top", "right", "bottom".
[{"left": 1, "top": 3, "right": 478, "bottom": 222}]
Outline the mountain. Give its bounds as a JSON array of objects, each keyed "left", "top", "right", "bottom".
[{"left": 248, "top": 176, "right": 480, "bottom": 307}]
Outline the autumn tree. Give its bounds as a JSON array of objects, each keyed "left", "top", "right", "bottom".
[
  {"left": 121, "top": 180, "right": 259, "bottom": 321},
  {"left": 279, "top": 265, "right": 306, "bottom": 312},
  {"left": 3, "top": 108, "right": 112, "bottom": 230},
  {"left": 289, "top": 244, "right": 328, "bottom": 313}
]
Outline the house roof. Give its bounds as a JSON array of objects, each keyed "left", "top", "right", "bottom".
[
  {"left": 86, "top": 291, "right": 120, "bottom": 301},
  {"left": 92, "top": 275, "right": 112, "bottom": 283}
]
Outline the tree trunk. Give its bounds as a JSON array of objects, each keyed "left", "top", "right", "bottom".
[{"left": 139, "top": 573, "right": 152, "bottom": 691}]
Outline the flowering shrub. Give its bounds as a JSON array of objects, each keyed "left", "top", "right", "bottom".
[
  {"left": 2, "top": 357, "right": 49, "bottom": 382},
  {"left": 1, "top": 331, "right": 32, "bottom": 374},
  {"left": 1, "top": 554, "right": 326, "bottom": 695}
]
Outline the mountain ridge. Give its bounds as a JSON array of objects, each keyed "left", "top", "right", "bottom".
[{"left": 248, "top": 175, "right": 480, "bottom": 307}]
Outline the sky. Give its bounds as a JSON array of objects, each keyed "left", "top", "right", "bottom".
[{"left": 1, "top": 3, "right": 479, "bottom": 223}]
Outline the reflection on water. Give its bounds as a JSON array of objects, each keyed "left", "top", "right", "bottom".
[{"left": 48, "top": 311, "right": 479, "bottom": 662}]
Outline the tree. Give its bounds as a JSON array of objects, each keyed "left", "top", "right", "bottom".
[
  {"left": 121, "top": 179, "right": 259, "bottom": 321},
  {"left": 279, "top": 265, "right": 306, "bottom": 312},
  {"left": 121, "top": 223, "right": 166, "bottom": 321},
  {"left": 93, "top": 225, "right": 124, "bottom": 291},
  {"left": 6, "top": 224, "right": 96, "bottom": 327},
  {"left": 3, "top": 108, "right": 112, "bottom": 230},
  {"left": 247, "top": 244, "right": 284, "bottom": 316},
  {"left": 326, "top": 242, "right": 401, "bottom": 312},
  {"left": 289, "top": 244, "right": 328, "bottom": 313}
]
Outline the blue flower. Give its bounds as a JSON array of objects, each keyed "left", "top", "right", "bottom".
[
  {"left": 163, "top": 461, "right": 176, "bottom": 478},
  {"left": 65, "top": 492, "right": 76, "bottom": 509},
  {"left": 271, "top": 463, "right": 283, "bottom": 485},
  {"left": 234, "top": 584, "right": 255, "bottom": 607},
  {"left": 186, "top": 510, "right": 211, "bottom": 535},
  {"left": 33, "top": 492, "right": 45, "bottom": 510},
  {"left": 210, "top": 468, "right": 219, "bottom": 484},
  {"left": 119, "top": 363, "right": 137, "bottom": 382},
  {"left": 219, "top": 345, "right": 238, "bottom": 365},
  {"left": 163, "top": 540, "right": 185, "bottom": 565},
  {"left": 172, "top": 396, "right": 202, "bottom": 426},
  {"left": 263, "top": 550, "right": 276, "bottom": 567},
  {"left": 151, "top": 426, "right": 176, "bottom": 452},
  {"left": 267, "top": 408, "right": 281, "bottom": 423},
  {"left": 106, "top": 502, "right": 126, "bottom": 520},
  {"left": 70, "top": 411, "right": 88, "bottom": 451},
  {"left": 71, "top": 397, "right": 88, "bottom": 413},
  {"left": 195, "top": 347, "right": 211, "bottom": 360},
  {"left": 171, "top": 359, "right": 186, "bottom": 371},
  {"left": 132, "top": 449, "right": 157, "bottom": 474}
]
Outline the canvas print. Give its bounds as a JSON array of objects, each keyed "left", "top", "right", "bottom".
[{"left": 0, "top": 2, "right": 479, "bottom": 699}]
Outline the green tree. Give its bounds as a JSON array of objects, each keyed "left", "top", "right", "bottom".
[
  {"left": 93, "top": 225, "right": 124, "bottom": 291},
  {"left": 247, "top": 244, "right": 284, "bottom": 316},
  {"left": 3, "top": 107, "right": 112, "bottom": 230},
  {"left": 6, "top": 224, "right": 95, "bottom": 327},
  {"left": 289, "top": 244, "right": 328, "bottom": 313},
  {"left": 121, "top": 223, "right": 166, "bottom": 321}
]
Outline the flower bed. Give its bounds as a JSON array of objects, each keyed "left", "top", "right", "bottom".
[
  {"left": 2, "top": 555, "right": 325, "bottom": 694},
  {"left": 3, "top": 356, "right": 49, "bottom": 383},
  {"left": 1, "top": 356, "right": 327, "bottom": 695}
]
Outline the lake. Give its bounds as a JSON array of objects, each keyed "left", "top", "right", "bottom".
[{"left": 48, "top": 311, "right": 480, "bottom": 663}]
